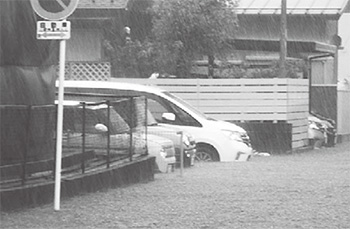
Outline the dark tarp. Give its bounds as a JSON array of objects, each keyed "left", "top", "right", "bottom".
[
  {"left": 1, "top": 0, "right": 59, "bottom": 164},
  {"left": 0, "top": 66, "right": 57, "bottom": 105},
  {"left": 0, "top": 0, "right": 58, "bottom": 105}
]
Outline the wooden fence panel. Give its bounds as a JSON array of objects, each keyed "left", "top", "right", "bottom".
[
  {"left": 112, "top": 78, "right": 307, "bottom": 118},
  {"left": 174, "top": 92, "right": 288, "bottom": 100}
]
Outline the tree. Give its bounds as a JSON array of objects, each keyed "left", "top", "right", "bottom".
[{"left": 151, "top": 0, "right": 238, "bottom": 78}]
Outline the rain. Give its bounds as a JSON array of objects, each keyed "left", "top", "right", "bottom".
[{"left": 1, "top": 0, "right": 350, "bottom": 228}]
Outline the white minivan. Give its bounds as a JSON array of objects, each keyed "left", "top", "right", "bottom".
[{"left": 63, "top": 81, "right": 253, "bottom": 162}]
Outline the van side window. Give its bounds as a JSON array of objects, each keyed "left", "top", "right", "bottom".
[
  {"left": 147, "top": 99, "right": 168, "bottom": 122},
  {"left": 147, "top": 98, "right": 201, "bottom": 127}
]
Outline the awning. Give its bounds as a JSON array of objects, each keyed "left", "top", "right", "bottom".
[{"left": 231, "top": 39, "right": 337, "bottom": 56}]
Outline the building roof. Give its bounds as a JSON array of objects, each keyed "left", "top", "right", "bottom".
[
  {"left": 78, "top": 0, "right": 129, "bottom": 9},
  {"left": 77, "top": 0, "right": 350, "bottom": 14},
  {"left": 236, "top": 0, "right": 349, "bottom": 15}
]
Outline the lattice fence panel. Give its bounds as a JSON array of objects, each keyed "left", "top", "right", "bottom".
[{"left": 59, "top": 62, "right": 111, "bottom": 81}]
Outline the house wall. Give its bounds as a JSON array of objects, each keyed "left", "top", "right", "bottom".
[
  {"left": 311, "top": 58, "right": 334, "bottom": 84},
  {"left": 67, "top": 28, "right": 102, "bottom": 62},
  {"left": 337, "top": 12, "right": 350, "bottom": 141},
  {"left": 337, "top": 87, "right": 350, "bottom": 142},
  {"left": 338, "top": 13, "right": 350, "bottom": 82}
]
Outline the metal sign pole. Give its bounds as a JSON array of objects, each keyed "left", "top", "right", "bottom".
[
  {"left": 30, "top": 0, "right": 77, "bottom": 212},
  {"left": 54, "top": 37, "right": 66, "bottom": 211}
]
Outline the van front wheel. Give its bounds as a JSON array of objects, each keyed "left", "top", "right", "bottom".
[{"left": 195, "top": 145, "right": 218, "bottom": 162}]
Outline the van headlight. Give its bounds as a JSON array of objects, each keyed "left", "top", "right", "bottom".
[
  {"left": 160, "top": 148, "right": 167, "bottom": 158},
  {"left": 221, "top": 130, "right": 244, "bottom": 142}
]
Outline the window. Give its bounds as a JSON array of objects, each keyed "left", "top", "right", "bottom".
[
  {"left": 147, "top": 99, "right": 169, "bottom": 122},
  {"left": 146, "top": 95, "right": 201, "bottom": 127}
]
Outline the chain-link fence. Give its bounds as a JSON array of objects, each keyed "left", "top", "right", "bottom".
[
  {"left": 62, "top": 98, "right": 148, "bottom": 173},
  {"left": 0, "top": 96, "right": 148, "bottom": 187},
  {"left": 0, "top": 105, "right": 56, "bottom": 185}
]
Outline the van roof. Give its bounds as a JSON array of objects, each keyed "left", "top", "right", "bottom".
[{"left": 61, "top": 80, "right": 166, "bottom": 96}]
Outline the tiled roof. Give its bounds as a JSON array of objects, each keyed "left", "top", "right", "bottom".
[
  {"left": 236, "top": 0, "right": 349, "bottom": 15},
  {"left": 77, "top": 0, "right": 129, "bottom": 9}
]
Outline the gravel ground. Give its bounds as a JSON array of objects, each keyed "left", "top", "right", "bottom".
[{"left": 1, "top": 142, "right": 350, "bottom": 229}]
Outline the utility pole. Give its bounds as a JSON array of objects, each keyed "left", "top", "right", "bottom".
[{"left": 279, "top": 0, "right": 287, "bottom": 78}]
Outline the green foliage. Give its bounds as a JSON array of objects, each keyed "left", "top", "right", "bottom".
[
  {"left": 151, "top": 0, "right": 239, "bottom": 77},
  {"left": 218, "top": 66, "right": 247, "bottom": 78},
  {"left": 104, "top": 0, "right": 239, "bottom": 78},
  {"left": 246, "top": 59, "right": 306, "bottom": 79},
  {"left": 104, "top": 38, "right": 185, "bottom": 78},
  {"left": 104, "top": 0, "right": 305, "bottom": 79},
  {"left": 217, "top": 59, "right": 307, "bottom": 79},
  {"left": 107, "top": 40, "right": 153, "bottom": 78},
  {"left": 152, "top": 0, "right": 237, "bottom": 53}
]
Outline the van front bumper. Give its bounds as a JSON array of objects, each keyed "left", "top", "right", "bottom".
[
  {"left": 220, "top": 140, "right": 253, "bottom": 162},
  {"left": 175, "top": 148, "right": 196, "bottom": 167}
]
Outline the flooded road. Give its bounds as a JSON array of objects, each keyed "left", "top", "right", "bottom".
[{"left": 1, "top": 142, "right": 349, "bottom": 229}]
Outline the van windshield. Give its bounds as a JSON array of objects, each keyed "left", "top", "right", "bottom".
[{"left": 163, "top": 92, "right": 215, "bottom": 121}]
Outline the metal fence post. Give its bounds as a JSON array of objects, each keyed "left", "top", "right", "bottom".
[
  {"left": 106, "top": 100, "right": 111, "bottom": 168},
  {"left": 21, "top": 105, "right": 32, "bottom": 185},
  {"left": 81, "top": 102, "right": 86, "bottom": 174},
  {"left": 129, "top": 97, "right": 134, "bottom": 162},
  {"left": 145, "top": 97, "right": 148, "bottom": 156}
]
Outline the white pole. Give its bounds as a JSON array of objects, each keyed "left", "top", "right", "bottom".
[{"left": 54, "top": 37, "right": 66, "bottom": 211}]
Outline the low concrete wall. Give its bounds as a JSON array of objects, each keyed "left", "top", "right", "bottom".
[{"left": 233, "top": 122, "right": 292, "bottom": 154}]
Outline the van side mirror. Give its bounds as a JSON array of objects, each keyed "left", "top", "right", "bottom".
[
  {"left": 95, "top": 123, "right": 108, "bottom": 133},
  {"left": 162, "top": 112, "right": 176, "bottom": 122}
]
